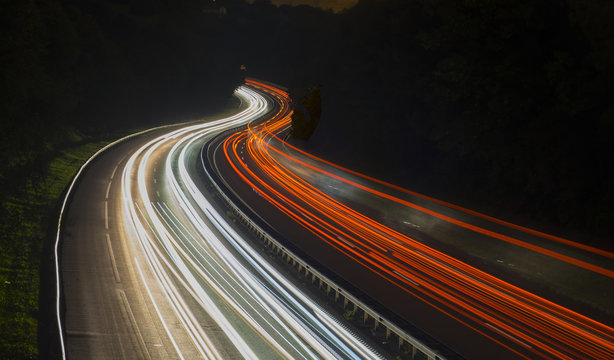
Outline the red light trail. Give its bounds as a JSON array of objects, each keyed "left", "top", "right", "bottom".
[{"left": 215, "top": 79, "right": 614, "bottom": 359}]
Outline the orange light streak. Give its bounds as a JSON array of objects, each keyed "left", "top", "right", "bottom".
[{"left": 212, "top": 80, "right": 614, "bottom": 359}]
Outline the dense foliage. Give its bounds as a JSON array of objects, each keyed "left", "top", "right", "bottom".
[
  {"left": 1, "top": 1, "right": 242, "bottom": 357},
  {"left": 1, "top": 0, "right": 612, "bottom": 357},
  {"left": 290, "top": 86, "right": 321, "bottom": 140},
  {"left": 230, "top": 0, "right": 614, "bottom": 245},
  {"left": 0, "top": 0, "right": 243, "bottom": 197}
]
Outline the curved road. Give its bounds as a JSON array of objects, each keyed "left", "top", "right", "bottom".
[
  {"left": 60, "top": 87, "right": 384, "bottom": 359},
  {"left": 59, "top": 79, "right": 614, "bottom": 360},
  {"left": 207, "top": 80, "right": 614, "bottom": 360}
]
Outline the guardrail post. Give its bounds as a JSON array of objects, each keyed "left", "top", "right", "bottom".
[{"left": 203, "top": 150, "right": 446, "bottom": 360}]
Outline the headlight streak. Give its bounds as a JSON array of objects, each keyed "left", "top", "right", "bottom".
[
  {"left": 154, "top": 193, "right": 336, "bottom": 357},
  {"left": 56, "top": 111, "right": 217, "bottom": 360},
  {"left": 123, "top": 90, "right": 267, "bottom": 360},
  {"left": 134, "top": 255, "right": 187, "bottom": 360},
  {"left": 167, "top": 134, "right": 325, "bottom": 359},
  {"left": 152, "top": 201, "right": 315, "bottom": 360},
  {"left": 125, "top": 143, "right": 225, "bottom": 360},
  {"left": 123, "top": 149, "right": 188, "bottom": 360},
  {"left": 117, "top": 85, "right": 383, "bottom": 359},
  {"left": 172, "top": 117, "right": 384, "bottom": 360},
  {"left": 215, "top": 80, "right": 614, "bottom": 359}
]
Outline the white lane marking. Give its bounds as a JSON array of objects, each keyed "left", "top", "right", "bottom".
[
  {"left": 119, "top": 86, "right": 382, "bottom": 360},
  {"left": 65, "top": 330, "right": 112, "bottom": 336},
  {"left": 392, "top": 270, "right": 420, "bottom": 287},
  {"left": 106, "top": 234, "right": 121, "bottom": 283},
  {"left": 111, "top": 164, "right": 119, "bottom": 180},
  {"left": 157, "top": 191, "right": 160, "bottom": 198},
  {"left": 402, "top": 221, "right": 420, "bottom": 229},
  {"left": 153, "top": 178, "right": 157, "bottom": 184},
  {"left": 55, "top": 107, "right": 209, "bottom": 360},
  {"left": 134, "top": 258, "right": 185, "bottom": 360},
  {"left": 134, "top": 204, "right": 227, "bottom": 360},
  {"left": 106, "top": 181, "right": 112, "bottom": 200},
  {"left": 484, "top": 323, "right": 533, "bottom": 349},
  {"left": 118, "top": 289, "right": 152, "bottom": 360},
  {"left": 105, "top": 201, "right": 109, "bottom": 230}
]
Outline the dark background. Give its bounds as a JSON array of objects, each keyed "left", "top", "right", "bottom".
[
  {"left": 2, "top": 0, "right": 613, "bottom": 253},
  {"left": 1, "top": 1, "right": 613, "bottom": 358},
  {"left": 238, "top": 0, "right": 614, "bottom": 247}
]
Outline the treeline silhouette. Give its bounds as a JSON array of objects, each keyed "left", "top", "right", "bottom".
[
  {"left": 1, "top": 0, "right": 612, "bottom": 356},
  {"left": 1, "top": 1, "right": 245, "bottom": 357},
  {"left": 0, "top": 0, "right": 243, "bottom": 206},
  {"left": 291, "top": 86, "right": 321, "bottom": 140},
  {"left": 1, "top": 0, "right": 612, "bottom": 255},
  {"left": 229, "top": 0, "right": 614, "bottom": 245}
]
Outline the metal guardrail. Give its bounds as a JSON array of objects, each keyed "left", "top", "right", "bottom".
[{"left": 201, "top": 130, "right": 446, "bottom": 360}]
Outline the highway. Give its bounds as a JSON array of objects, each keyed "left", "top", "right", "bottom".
[
  {"left": 59, "top": 86, "right": 385, "bottom": 359},
  {"left": 206, "top": 79, "right": 614, "bottom": 359}
]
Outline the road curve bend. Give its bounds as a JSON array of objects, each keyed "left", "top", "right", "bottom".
[
  {"left": 58, "top": 86, "right": 384, "bottom": 360},
  {"left": 207, "top": 79, "right": 614, "bottom": 360}
]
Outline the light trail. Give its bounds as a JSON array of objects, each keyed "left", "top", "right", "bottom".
[
  {"left": 117, "top": 86, "right": 384, "bottom": 359},
  {"left": 56, "top": 119, "right": 192, "bottom": 360},
  {"left": 211, "top": 79, "right": 614, "bottom": 359}
]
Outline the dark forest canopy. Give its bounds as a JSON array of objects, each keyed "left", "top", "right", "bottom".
[
  {"left": 0, "top": 0, "right": 244, "bottom": 197},
  {"left": 1, "top": 0, "right": 613, "bottom": 243},
  {"left": 232, "top": 0, "right": 614, "bottom": 243},
  {"left": 3, "top": 1, "right": 612, "bottom": 357}
]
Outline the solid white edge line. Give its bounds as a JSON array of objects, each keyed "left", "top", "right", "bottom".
[
  {"left": 105, "top": 201, "right": 109, "bottom": 229},
  {"left": 53, "top": 112, "right": 224, "bottom": 360}
]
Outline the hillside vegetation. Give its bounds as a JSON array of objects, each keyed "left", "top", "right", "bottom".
[
  {"left": 1, "top": 0, "right": 612, "bottom": 357},
  {"left": 1, "top": 1, "right": 241, "bottom": 357},
  {"left": 231, "top": 0, "right": 614, "bottom": 246}
]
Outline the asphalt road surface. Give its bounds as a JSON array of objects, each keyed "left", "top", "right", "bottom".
[
  {"left": 59, "top": 87, "right": 385, "bottom": 360},
  {"left": 59, "top": 79, "right": 614, "bottom": 360},
  {"left": 206, "top": 80, "right": 614, "bottom": 360}
]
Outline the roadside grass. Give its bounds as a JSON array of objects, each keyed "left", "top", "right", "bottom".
[
  {"left": 0, "top": 140, "right": 109, "bottom": 359},
  {"left": 0, "top": 103, "right": 241, "bottom": 359}
]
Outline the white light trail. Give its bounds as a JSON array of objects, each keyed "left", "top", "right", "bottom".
[{"left": 116, "top": 86, "right": 383, "bottom": 359}]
